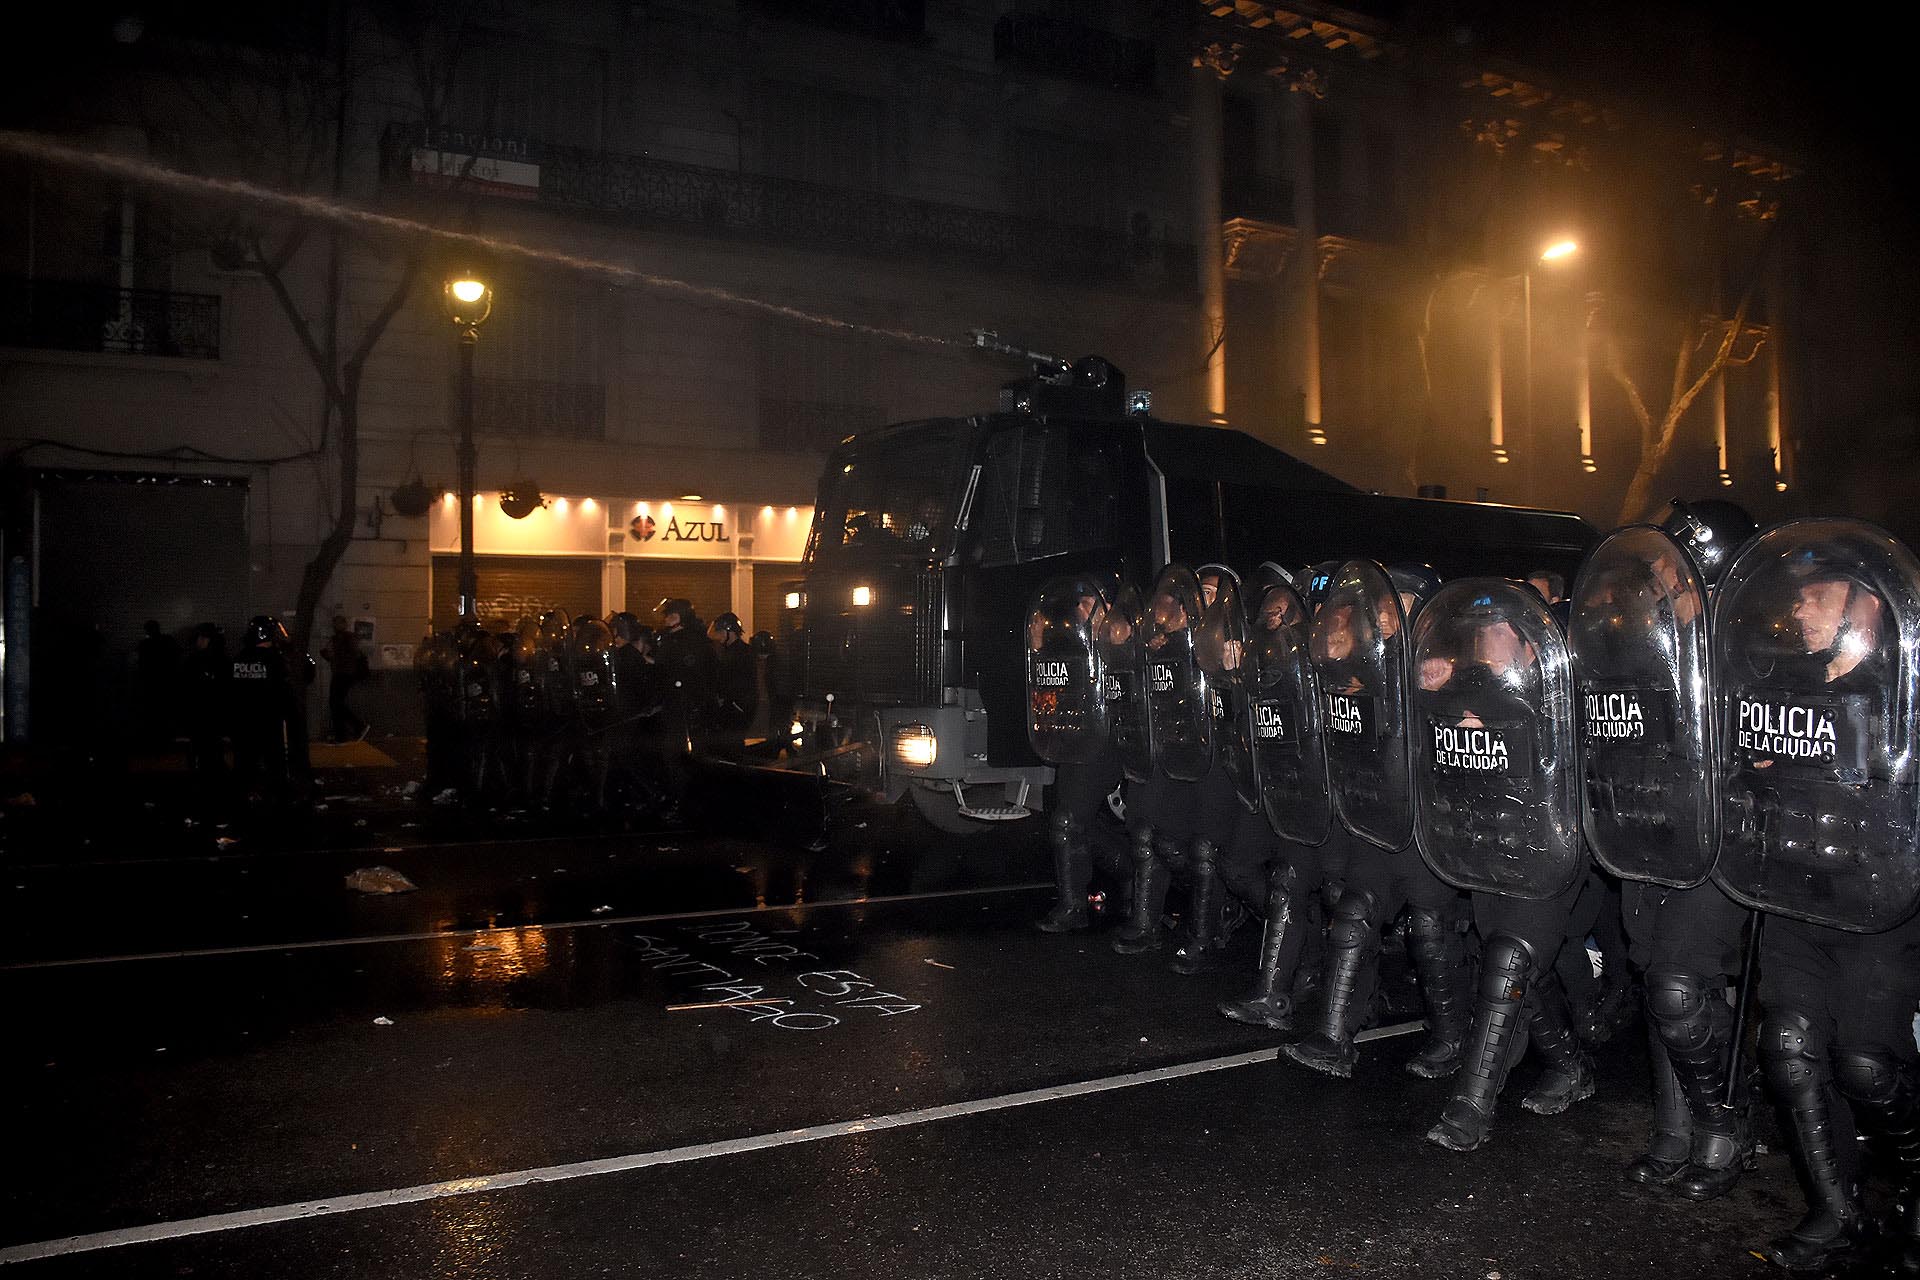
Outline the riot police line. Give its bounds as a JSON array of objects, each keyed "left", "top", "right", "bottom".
[
  {"left": 414, "top": 599, "right": 771, "bottom": 818},
  {"left": 1025, "top": 504, "right": 1920, "bottom": 1275}
]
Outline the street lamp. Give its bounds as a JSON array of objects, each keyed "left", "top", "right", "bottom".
[
  {"left": 443, "top": 272, "right": 493, "bottom": 621},
  {"left": 1520, "top": 237, "right": 1581, "bottom": 493}
]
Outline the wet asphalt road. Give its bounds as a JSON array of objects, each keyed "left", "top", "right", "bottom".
[{"left": 0, "top": 755, "right": 1878, "bottom": 1278}]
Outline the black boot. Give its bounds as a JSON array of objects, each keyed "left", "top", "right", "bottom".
[
  {"left": 1647, "top": 971, "right": 1752, "bottom": 1201},
  {"left": 1170, "top": 838, "right": 1226, "bottom": 974},
  {"left": 1428, "top": 933, "right": 1532, "bottom": 1152},
  {"left": 1280, "top": 891, "right": 1376, "bottom": 1079},
  {"left": 1834, "top": 1048, "right": 1920, "bottom": 1275},
  {"left": 1762, "top": 1012, "right": 1874, "bottom": 1272},
  {"left": 1405, "top": 907, "right": 1471, "bottom": 1079},
  {"left": 1627, "top": 1024, "right": 1694, "bottom": 1187},
  {"left": 1036, "top": 808, "right": 1093, "bottom": 933},
  {"left": 1220, "top": 866, "right": 1301, "bottom": 1029},
  {"left": 1112, "top": 826, "right": 1167, "bottom": 955},
  {"left": 1520, "top": 970, "right": 1597, "bottom": 1116}
]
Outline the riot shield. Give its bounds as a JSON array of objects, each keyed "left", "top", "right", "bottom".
[
  {"left": 1711, "top": 519, "right": 1920, "bottom": 932},
  {"left": 509, "top": 616, "right": 545, "bottom": 725},
  {"left": 1411, "top": 579, "right": 1583, "bottom": 899},
  {"left": 1142, "top": 564, "right": 1212, "bottom": 782},
  {"left": 1025, "top": 575, "right": 1113, "bottom": 765},
  {"left": 1568, "top": 526, "right": 1716, "bottom": 887},
  {"left": 1250, "top": 578, "right": 1332, "bottom": 845},
  {"left": 536, "top": 609, "right": 574, "bottom": 721},
  {"left": 1310, "top": 560, "right": 1413, "bottom": 852},
  {"left": 1100, "top": 582, "right": 1154, "bottom": 783},
  {"left": 572, "top": 618, "right": 619, "bottom": 731},
  {"left": 1197, "top": 565, "right": 1259, "bottom": 811}
]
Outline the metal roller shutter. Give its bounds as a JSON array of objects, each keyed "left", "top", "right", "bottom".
[
  {"left": 430, "top": 555, "right": 603, "bottom": 630},
  {"left": 624, "top": 560, "right": 732, "bottom": 629}
]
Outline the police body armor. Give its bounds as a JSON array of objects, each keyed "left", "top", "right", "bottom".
[
  {"left": 536, "top": 609, "right": 575, "bottom": 723},
  {"left": 1198, "top": 565, "right": 1260, "bottom": 810},
  {"left": 1142, "top": 564, "right": 1213, "bottom": 781},
  {"left": 1101, "top": 582, "right": 1154, "bottom": 783},
  {"left": 1249, "top": 577, "right": 1332, "bottom": 845},
  {"left": 508, "top": 617, "right": 547, "bottom": 728},
  {"left": 1411, "top": 579, "right": 1583, "bottom": 899},
  {"left": 1310, "top": 560, "right": 1414, "bottom": 852},
  {"left": 1568, "top": 526, "right": 1716, "bottom": 887},
  {"left": 454, "top": 627, "right": 502, "bottom": 729},
  {"left": 1025, "top": 574, "right": 1113, "bottom": 765},
  {"left": 1712, "top": 519, "right": 1920, "bottom": 933},
  {"left": 571, "top": 618, "right": 620, "bottom": 733}
]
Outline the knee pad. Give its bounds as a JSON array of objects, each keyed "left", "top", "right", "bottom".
[
  {"left": 1479, "top": 932, "right": 1535, "bottom": 999},
  {"left": 1761, "top": 1011, "right": 1826, "bottom": 1092},
  {"left": 1406, "top": 906, "right": 1451, "bottom": 948},
  {"left": 1645, "top": 970, "right": 1717, "bottom": 1052},
  {"left": 1267, "top": 860, "right": 1302, "bottom": 901},
  {"left": 1835, "top": 1046, "right": 1913, "bottom": 1105},
  {"left": 1048, "top": 807, "right": 1077, "bottom": 851},
  {"left": 1327, "top": 891, "right": 1377, "bottom": 953},
  {"left": 1189, "top": 837, "right": 1219, "bottom": 873},
  {"left": 1129, "top": 825, "right": 1156, "bottom": 865}
]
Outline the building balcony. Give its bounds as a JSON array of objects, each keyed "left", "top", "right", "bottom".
[
  {"left": 385, "top": 126, "right": 1193, "bottom": 290},
  {"left": 0, "top": 277, "right": 220, "bottom": 360}
]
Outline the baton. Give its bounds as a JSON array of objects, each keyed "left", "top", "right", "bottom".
[{"left": 1724, "top": 909, "right": 1764, "bottom": 1107}]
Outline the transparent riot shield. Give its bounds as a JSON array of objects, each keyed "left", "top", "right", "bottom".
[
  {"left": 1100, "top": 582, "right": 1154, "bottom": 783},
  {"left": 1197, "top": 565, "right": 1259, "bottom": 811},
  {"left": 1142, "top": 564, "right": 1212, "bottom": 782},
  {"left": 536, "top": 609, "right": 574, "bottom": 721},
  {"left": 1250, "top": 578, "right": 1332, "bottom": 845},
  {"left": 1712, "top": 519, "right": 1920, "bottom": 932},
  {"left": 455, "top": 628, "right": 501, "bottom": 727},
  {"left": 1025, "top": 575, "right": 1112, "bottom": 765},
  {"left": 1568, "top": 526, "right": 1716, "bottom": 887},
  {"left": 1310, "top": 560, "right": 1413, "bottom": 852},
  {"left": 572, "top": 618, "right": 619, "bottom": 731},
  {"left": 1411, "top": 579, "right": 1583, "bottom": 899}
]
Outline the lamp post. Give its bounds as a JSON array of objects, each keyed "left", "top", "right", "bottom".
[
  {"left": 1522, "top": 238, "right": 1580, "bottom": 501},
  {"left": 444, "top": 273, "right": 493, "bottom": 622}
]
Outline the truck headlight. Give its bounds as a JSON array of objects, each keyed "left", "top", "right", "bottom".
[
  {"left": 785, "top": 591, "right": 802, "bottom": 610},
  {"left": 851, "top": 585, "right": 872, "bottom": 607},
  {"left": 892, "top": 724, "right": 937, "bottom": 769}
]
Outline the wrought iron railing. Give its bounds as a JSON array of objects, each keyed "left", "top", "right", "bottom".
[
  {"left": 0, "top": 277, "right": 220, "bottom": 359},
  {"left": 384, "top": 125, "right": 1194, "bottom": 288}
]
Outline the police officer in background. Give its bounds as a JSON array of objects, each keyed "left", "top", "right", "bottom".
[
  {"left": 655, "top": 598, "right": 714, "bottom": 808},
  {"left": 181, "top": 622, "right": 230, "bottom": 803},
  {"left": 1219, "top": 566, "right": 1333, "bottom": 1030},
  {"left": 1711, "top": 525, "right": 1920, "bottom": 1273},
  {"left": 1283, "top": 563, "right": 1471, "bottom": 1081},
  {"left": 708, "top": 612, "right": 757, "bottom": 754},
  {"left": 230, "top": 616, "right": 306, "bottom": 805}
]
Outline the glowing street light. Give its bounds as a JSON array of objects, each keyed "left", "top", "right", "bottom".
[
  {"left": 444, "top": 270, "right": 494, "bottom": 620},
  {"left": 1539, "top": 239, "right": 1580, "bottom": 264}
]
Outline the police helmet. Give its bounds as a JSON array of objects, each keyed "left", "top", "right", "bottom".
[
  {"left": 244, "top": 615, "right": 285, "bottom": 647},
  {"left": 1387, "top": 563, "right": 1445, "bottom": 615},
  {"left": 712, "top": 611, "right": 743, "bottom": 635},
  {"left": 1660, "top": 499, "right": 1757, "bottom": 588},
  {"left": 750, "top": 629, "right": 775, "bottom": 658}
]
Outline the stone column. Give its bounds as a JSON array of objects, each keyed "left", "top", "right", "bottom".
[
  {"left": 1282, "top": 86, "right": 1322, "bottom": 443},
  {"left": 1191, "top": 53, "right": 1230, "bottom": 425}
]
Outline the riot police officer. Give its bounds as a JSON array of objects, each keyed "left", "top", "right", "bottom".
[
  {"left": 1414, "top": 584, "right": 1593, "bottom": 1152},
  {"left": 230, "top": 616, "right": 305, "bottom": 804},
  {"left": 1219, "top": 566, "right": 1335, "bottom": 1030},
  {"left": 708, "top": 612, "right": 756, "bottom": 754},
  {"left": 1024, "top": 576, "right": 1126, "bottom": 932},
  {"left": 1282, "top": 563, "right": 1472, "bottom": 1081},
  {"left": 453, "top": 621, "right": 508, "bottom": 806},
  {"left": 1570, "top": 501, "right": 1760, "bottom": 1197},
  {"left": 1710, "top": 524, "right": 1920, "bottom": 1272}
]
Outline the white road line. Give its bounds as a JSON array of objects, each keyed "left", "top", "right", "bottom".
[
  {"left": 0, "top": 1023, "right": 1425, "bottom": 1266},
  {"left": 0, "top": 883, "right": 1052, "bottom": 971}
]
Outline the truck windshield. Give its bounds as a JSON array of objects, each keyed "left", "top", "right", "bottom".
[{"left": 810, "top": 426, "right": 972, "bottom": 562}]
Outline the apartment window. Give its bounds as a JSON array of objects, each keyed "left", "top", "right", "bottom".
[
  {"left": 757, "top": 319, "right": 887, "bottom": 452},
  {"left": 1009, "top": 129, "right": 1113, "bottom": 229},
  {"left": 452, "top": 36, "right": 606, "bottom": 148},
  {"left": 471, "top": 287, "right": 607, "bottom": 441},
  {"left": 761, "top": 84, "right": 884, "bottom": 191}
]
